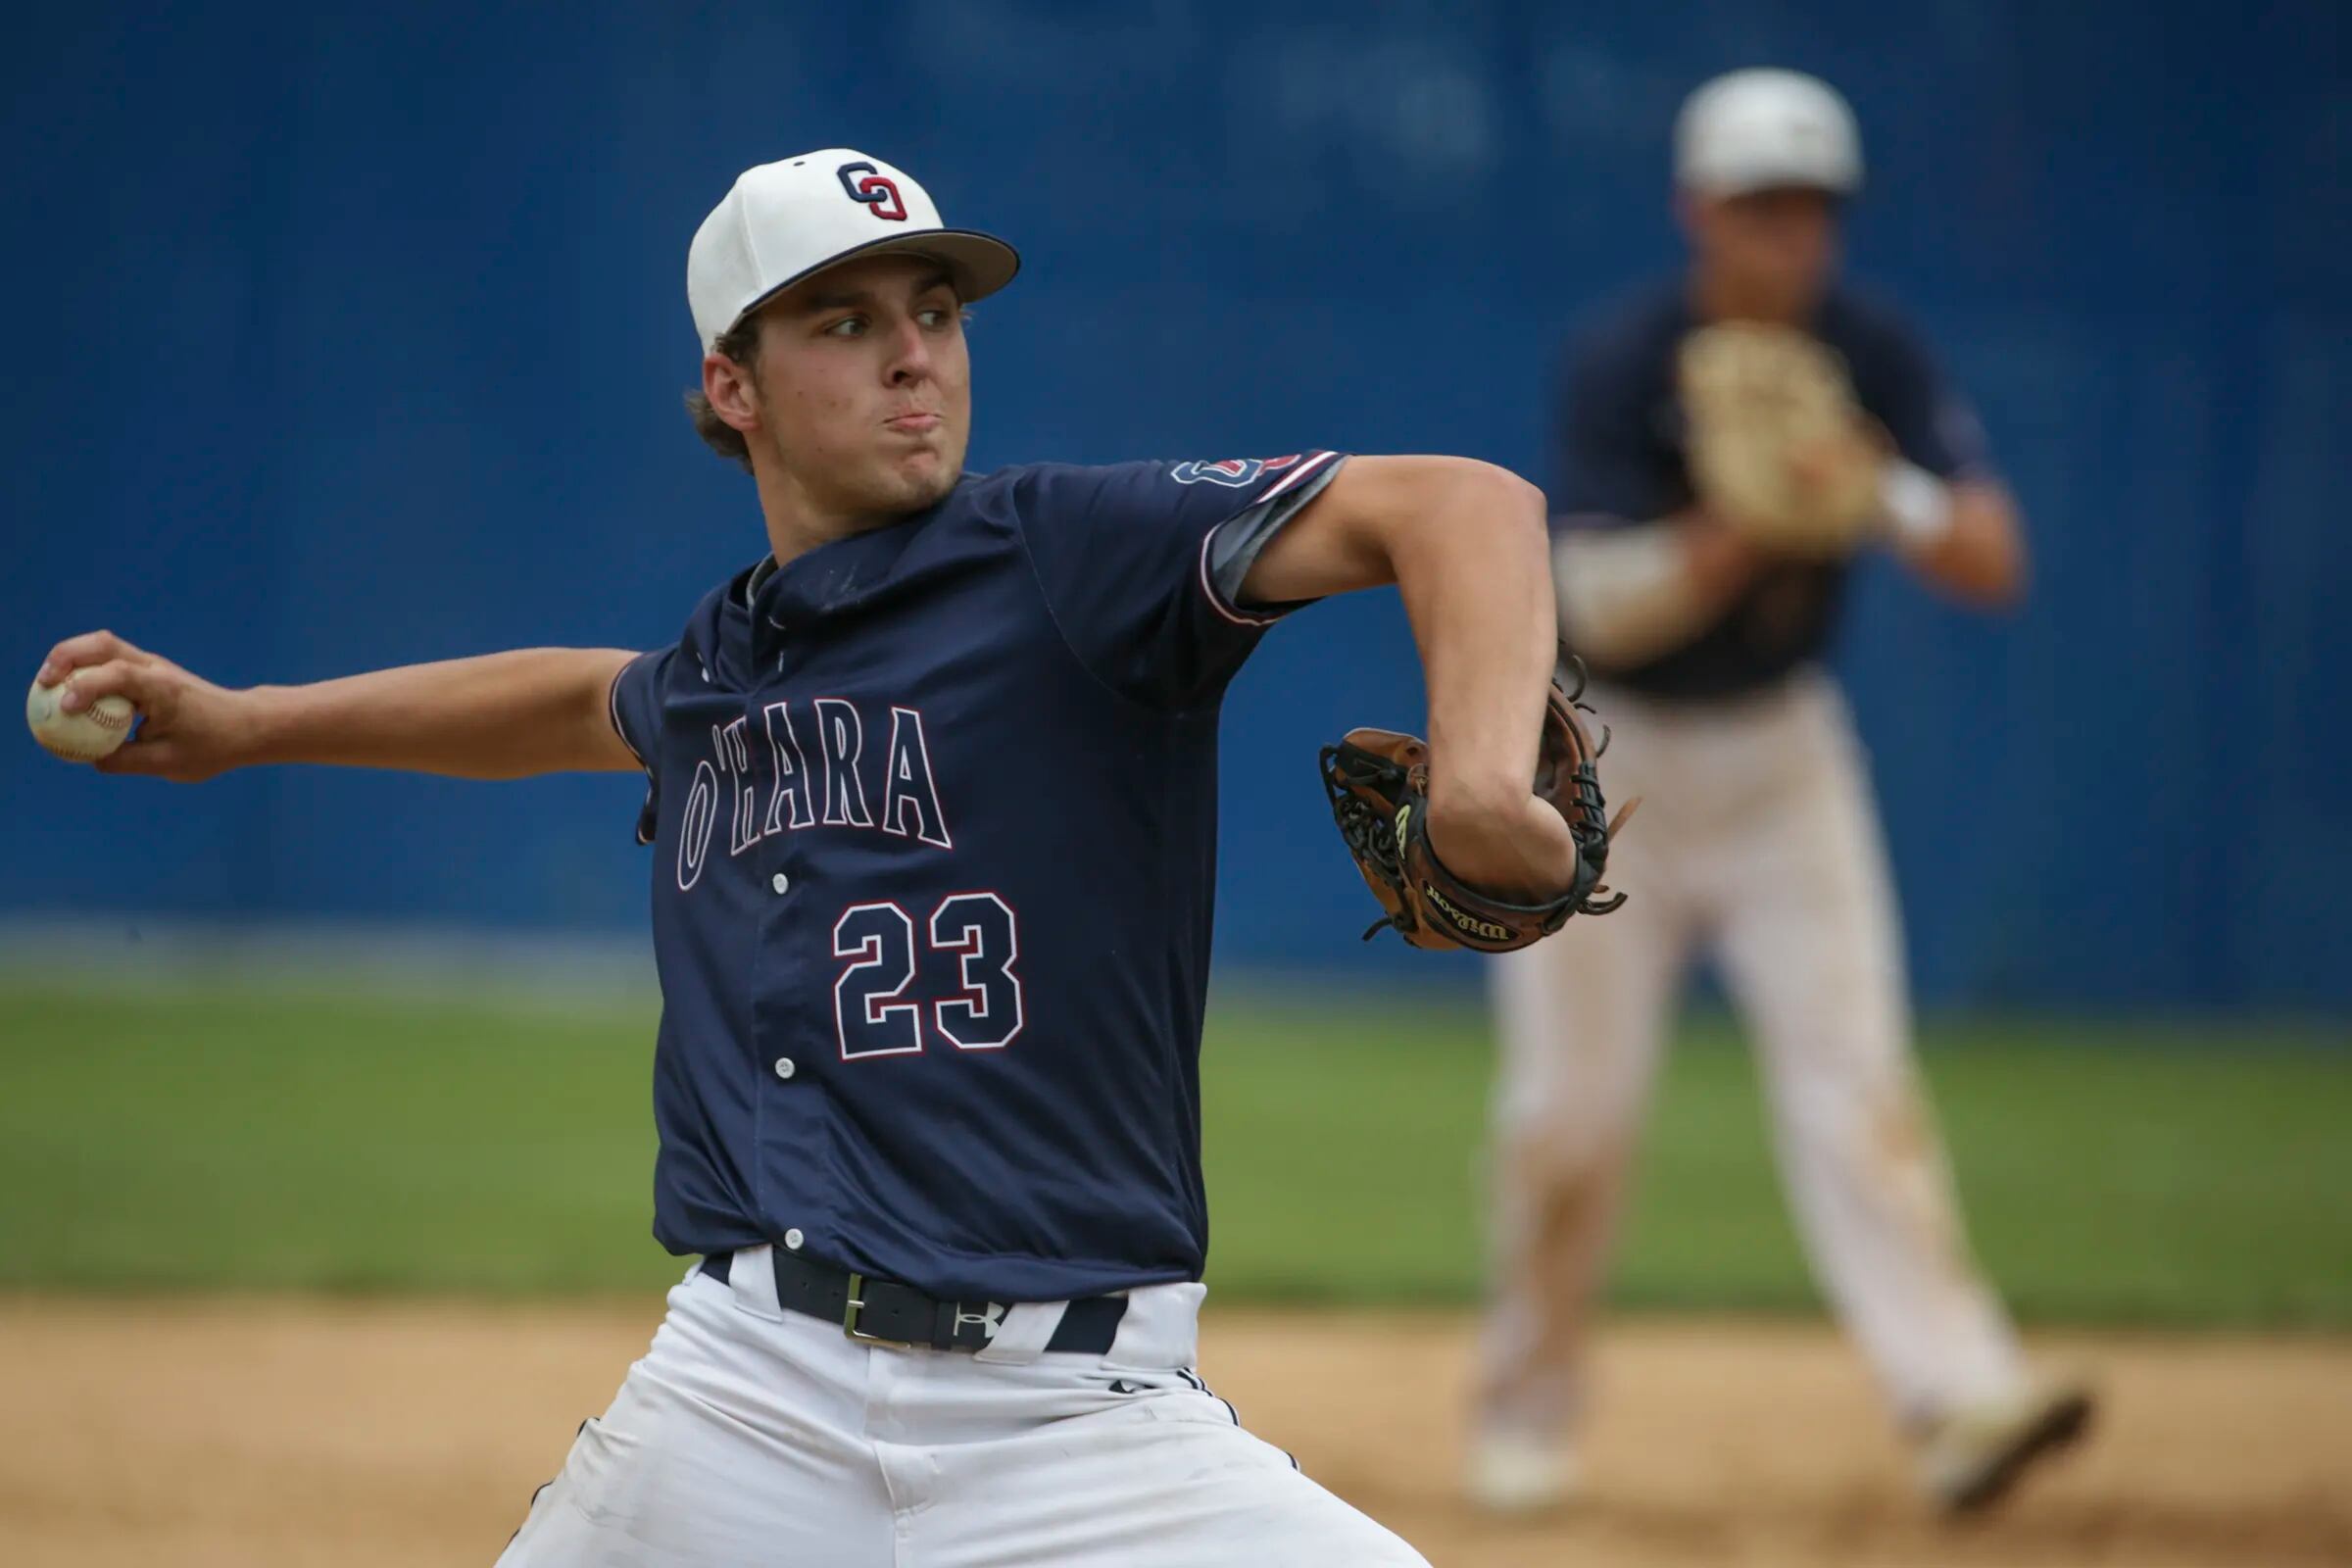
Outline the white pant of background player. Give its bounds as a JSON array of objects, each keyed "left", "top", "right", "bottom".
[
  {"left": 1476, "top": 669, "right": 2045, "bottom": 1501},
  {"left": 500, "top": 1248, "right": 1426, "bottom": 1566}
]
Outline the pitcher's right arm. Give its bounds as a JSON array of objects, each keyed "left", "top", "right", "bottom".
[{"left": 33, "top": 631, "right": 640, "bottom": 783}]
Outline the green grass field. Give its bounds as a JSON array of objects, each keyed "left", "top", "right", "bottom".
[{"left": 1, "top": 979, "right": 2344, "bottom": 1326}]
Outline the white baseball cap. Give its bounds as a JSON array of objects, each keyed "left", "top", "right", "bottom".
[
  {"left": 1674, "top": 69, "right": 1863, "bottom": 197},
  {"left": 687, "top": 149, "right": 1020, "bottom": 352}
]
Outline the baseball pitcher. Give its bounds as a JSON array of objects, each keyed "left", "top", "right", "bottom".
[
  {"left": 32, "top": 149, "right": 1625, "bottom": 1564},
  {"left": 1466, "top": 72, "right": 2092, "bottom": 1516}
]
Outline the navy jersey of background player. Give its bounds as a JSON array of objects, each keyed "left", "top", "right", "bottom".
[
  {"left": 1553, "top": 280, "right": 1993, "bottom": 699},
  {"left": 609, "top": 452, "right": 1345, "bottom": 1303}
]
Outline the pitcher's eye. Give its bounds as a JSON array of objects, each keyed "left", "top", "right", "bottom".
[{"left": 822, "top": 317, "right": 867, "bottom": 338}]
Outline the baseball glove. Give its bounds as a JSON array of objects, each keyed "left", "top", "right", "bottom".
[
  {"left": 1678, "top": 321, "right": 1885, "bottom": 556},
  {"left": 1318, "top": 663, "right": 1632, "bottom": 953}
]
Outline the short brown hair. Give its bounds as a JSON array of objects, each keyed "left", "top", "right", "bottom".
[{"left": 684, "top": 316, "right": 764, "bottom": 471}]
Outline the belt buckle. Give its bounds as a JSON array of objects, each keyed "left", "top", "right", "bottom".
[{"left": 841, "top": 1273, "right": 918, "bottom": 1348}]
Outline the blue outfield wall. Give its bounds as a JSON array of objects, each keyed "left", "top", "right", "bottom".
[{"left": 2, "top": 2, "right": 2346, "bottom": 1009}]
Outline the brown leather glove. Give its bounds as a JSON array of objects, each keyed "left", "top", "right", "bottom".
[{"left": 1318, "top": 664, "right": 1634, "bottom": 952}]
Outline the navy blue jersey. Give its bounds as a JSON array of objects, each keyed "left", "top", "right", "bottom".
[
  {"left": 608, "top": 453, "right": 1345, "bottom": 1302},
  {"left": 1553, "top": 279, "right": 1993, "bottom": 700}
]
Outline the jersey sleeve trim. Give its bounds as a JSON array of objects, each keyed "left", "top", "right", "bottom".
[
  {"left": 1197, "top": 451, "right": 1346, "bottom": 626},
  {"left": 608, "top": 650, "right": 662, "bottom": 849},
  {"left": 607, "top": 654, "right": 653, "bottom": 769}
]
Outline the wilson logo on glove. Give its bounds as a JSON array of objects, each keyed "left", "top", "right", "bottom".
[{"left": 1423, "top": 883, "right": 1511, "bottom": 944}]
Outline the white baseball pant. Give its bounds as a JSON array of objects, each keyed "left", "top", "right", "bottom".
[
  {"left": 1478, "top": 668, "right": 2027, "bottom": 1436},
  {"left": 500, "top": 1249, "right": 1426, "bottom": 1566}
]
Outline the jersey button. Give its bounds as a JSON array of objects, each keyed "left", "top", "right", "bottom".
[
  {"left": 773, "top": 1056, "right": 796, "bottom": 1080},
  {"left": 770, "top": 872, "right": 791, "bottom": 895},
  {"left": 783, "top": 1228, "right": 805, "bottom": 1250}
]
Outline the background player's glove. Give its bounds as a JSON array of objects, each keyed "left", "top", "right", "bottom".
[
  {"left": 1319, "top": 665, "right": 1632, "bottom": 953},
  {"left": 1678, "top": 321, "right": 1886, "bottom": 557}
]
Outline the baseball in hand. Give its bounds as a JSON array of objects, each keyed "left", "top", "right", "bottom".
[{"left": 26, "top": 677, "right": 137, "bottom": 760}]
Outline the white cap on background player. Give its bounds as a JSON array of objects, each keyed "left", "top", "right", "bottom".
[
  {"left": 1674, "top": 70, "right": 1862, "bottom": 197},
  {"left": 688, "top": 149, "right": 1021, "bottom": 351}
]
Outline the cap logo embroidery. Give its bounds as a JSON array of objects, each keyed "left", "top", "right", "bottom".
[{"left": 836, "top": 161, "right": 908, "bottom": 222}]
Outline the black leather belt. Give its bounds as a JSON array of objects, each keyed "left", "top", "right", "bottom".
[{"left": 699, "top": 1249, "right": 1127, "bottom": 1354}]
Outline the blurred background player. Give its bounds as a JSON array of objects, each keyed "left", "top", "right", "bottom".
[{"left": 1468, "top": 68, "right": 2092, "bottom": 1515}]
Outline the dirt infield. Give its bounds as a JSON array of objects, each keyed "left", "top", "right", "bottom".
[{"left": 2, "top": 1298, "right": 2345, "bottom": 1567}]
